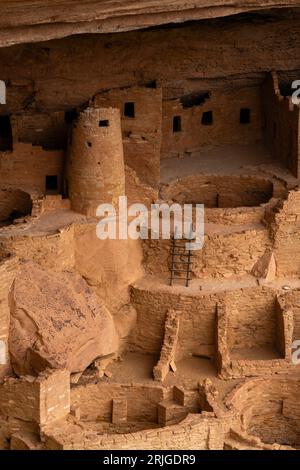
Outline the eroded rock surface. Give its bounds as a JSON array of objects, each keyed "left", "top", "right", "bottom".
[
  {"left": 9, "top": 261, "right": 118, "bottom": 376},
  {"left": 0, "top": 1, "right": 300, "bottom": 47}
]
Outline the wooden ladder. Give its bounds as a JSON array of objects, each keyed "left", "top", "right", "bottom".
[{"left": 169, "top": 229, "right": 194, "bottom": 287}]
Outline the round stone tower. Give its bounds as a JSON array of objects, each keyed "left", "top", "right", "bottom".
[{"left": 67, "top": 107, "right": 125, "bottom": 216}]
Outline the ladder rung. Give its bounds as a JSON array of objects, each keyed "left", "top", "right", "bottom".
[
  {"left": 172, "top": 269, "right": 187, "bottom": 274},
  {"left": 171, "top": 251, "right": 195, "bottom": 256},
  {"left": 171, "top": 261, "right": 192, "bottom": 265},
  {"left": 171, "top": 253, "right": 190, "bottom": 256},
  {"left": 170, "top": 274, "right": 192, "bottom": 278},
  {"left": 170, "top": 236, "right": 194, "bottom": 287}
]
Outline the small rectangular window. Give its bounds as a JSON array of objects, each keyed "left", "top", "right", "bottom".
[
  {"left": 124, "top": 102, "right": 135, "bottom": 118},
  {"left": 45, "top": 175, "right": 58, "bottom": 191},
  {"left": 0, "top": 115, "right": 13, "bottom": 151},
  {"left": 173, "top": 116, "right": 182, "bottom": 133},
  {"left": 202, "top": 111, "right": 213, "bottom": 125},
  {"left": 99, "top": 120, "right": 109, "bottom": 127},
  {"left": 240, "top": 108, "right": 251, "bottom": 124}
]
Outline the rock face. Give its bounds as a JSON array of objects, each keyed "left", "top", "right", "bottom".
[
  {"left": 9, "top": 262, "right": 118, "bottom": 376},
  {"left": 0, "top": 1, "right": 300, "bottom": 47}
]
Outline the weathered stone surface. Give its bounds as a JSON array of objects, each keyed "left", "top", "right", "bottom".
[
  {"left": 9, "top": 261, "right": 118, "bottom": 376},
  {"left": 251, "top": 250, "right": 277, "bottom": 281},
  {"left": 0, "top": 1, "right": 300, "bottom": 47}
]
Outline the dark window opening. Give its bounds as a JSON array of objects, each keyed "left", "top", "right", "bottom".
[
  {"left": 201, "top": 111, "right": 213, "bottom": 126},
  {"left": 181, "top": 92, "right": 210, "bottom": 109},
  {"left": 99, "top": 120, "right": 109, "bottom": 127},
  {"left": 87, "top": 141, "right": 92, "bottom": 147},
  {"left": 240, "top": 108, "right": 251, "bottom": 124},
  {"left": 45, "top": 175, "right": 58, "bottom": 192},
  {"left": 173, "top": 116, "right": 182, "bottom": 133},
  {"left": 279, "top": 79, "right": 294, "bottom": 97},
  {"left": 0, "top": 115, "right": 13, "bottom": 151},
  {"left": 144, "top": 80, "right": 157, "bottom": 89},
  {"left": 124, "top": 102, "right": 135, "bottom": 118},
  {"left": 65, "top": 109, "right": 78, "bottom": 124}
]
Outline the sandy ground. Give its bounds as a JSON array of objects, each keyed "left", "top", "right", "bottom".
[
  {"left": 79, "top": 351, "right": 239, "bottom": 399},
  {"left": 132, "top": 274, "right": 300, "bottom": 296}
]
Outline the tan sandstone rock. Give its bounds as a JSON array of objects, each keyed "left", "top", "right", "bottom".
[{"left": 9, "top": 261, "right": 118, "bottom": 376}]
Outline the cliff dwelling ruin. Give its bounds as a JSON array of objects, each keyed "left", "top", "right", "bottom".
[{"left": 2, "top": 0, "right": 300, "bottom": 452}]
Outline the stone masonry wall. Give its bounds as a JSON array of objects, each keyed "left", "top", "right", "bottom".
[
  {"left": 0, "top": 369, "right": 70, "bottom": 429},
  {"left": 129, "top": 285, "right": 218, "bottom": 360},
  {"left": 161, "top": 86, "right": 263, "bottom": 159},
  {"left": 71, "top": 382, "right": 168, "bottom": 424},
  {"left": 12, "top": 111, "right": 68, "bottom": 150},
  {"left": 0, "top": 226, "right": 75, "bottom": 271},
  {"left": 94, "top": 87, "right": 162, "bottom": 187},
  {"left": 142, "top": 227, "right": 270, "bottom": 280},
  {"left": 67, "top": 107, "right": 125, "bottom": 217},
  {"left": 262, "top": 72, "right": 300, "bottom": 177},
  {"left": 225, "top": 287, "right": 278, "bottom": 351},
  {"left": 271, "top": 189, "right": 300, "bottom": 277},
  {"left": 45, "top": 413, "right": 227, "bottom": 450},
  {"left": 226, "top": 378, "right": 300, "bottom": 447},
  {"left": 0, "top": 143, "right": 65, "bottom": 194}
]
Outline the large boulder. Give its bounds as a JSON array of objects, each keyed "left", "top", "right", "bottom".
[{"left": 9, "top": 262, "right": 118, "bottom": 376}]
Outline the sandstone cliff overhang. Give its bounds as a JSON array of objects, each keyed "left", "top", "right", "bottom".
[{"left": 1, "top": 1, "right": 300, "bottom": 48}]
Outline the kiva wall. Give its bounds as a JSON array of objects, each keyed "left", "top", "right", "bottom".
[
  {"left": 161, "top": 174, "right": 274, "bottom": 208},
  {"left": 142, "top": 228, "right": 270, "bottom": 280},
  {"left": 0, "top": 227, "right": 75, "bottom": 271},
  {"left": 71, "top": 383, "right": 168, "bottom": 424}
]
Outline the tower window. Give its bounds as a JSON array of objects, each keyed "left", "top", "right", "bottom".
[
  {"left": 45, "top": 175, "right": 58, "bottom": 191},
  {"left": 240, "top": 108, "right": 251, "bottom": 124},
  {"left": 173, "top": 116, "right": 182, "bottom": 133},
  {"left": 201, "top": 111, "right": 213, "bottom": 125},
  {"left": 124, "top": 102, "right": 135, "bottom": 118},
  {"left": 99, "top": 120, "right": 109, "bottom": 127},
  {"left": 0, "top": 115, "right": 13, "bottom": 151}
]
